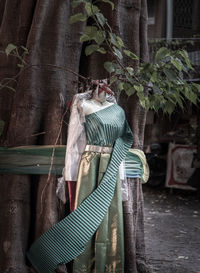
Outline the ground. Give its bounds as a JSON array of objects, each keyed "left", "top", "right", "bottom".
[{"left": 143, "top": 185, "right": 200, "bottom": 273}]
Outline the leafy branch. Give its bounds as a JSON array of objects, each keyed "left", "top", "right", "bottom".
[
  {"left": 0, "top": 44, "right": 28, "bottom": 92},
  {"left": 70, "top": 0, "right": 200, "bottom": 115}
]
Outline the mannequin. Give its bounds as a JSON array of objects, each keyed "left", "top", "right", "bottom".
[
  {"left": 81, "top": 86, "right": 114, "bottom": 116},
  {"left": 27, "top": 82, "right": 134, "bottom": 273}
]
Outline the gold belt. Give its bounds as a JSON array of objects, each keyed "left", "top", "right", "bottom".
[{"left": 85, "top": 144, "right": 113, "bottom": 154}]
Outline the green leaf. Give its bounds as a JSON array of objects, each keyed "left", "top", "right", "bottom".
[
  {"left": 115, "top": 68, "right": 124, "bottom": 75},
  {"left": 125, "top": 74, "right": 135, "bottom": 84},
  {"left": 163, "top": 68, "right": 177, "bottom": 81},
  {"left": 95, "top": 31, "right": 105, "bottom": 45},
  {"left": 178, "top": 50, "right": 193, "bottom": 70},
  {"left": 85, "top": 44, "right": 99, "bottom": 56},
  {"left": 140, "top": 98, "right": 146, "bottom": 108},
  {"left": 141, "top": 63, "right": 153, "bottom": 72},
  {"left": 167, "top": 94, "right": 177, "bottom": 105},
  {"left": 190, "top": 91, "right": 197, "bottom": 105},
  {"left": 80, "top": 34, "right": 90, "bottom": 42},
  {"left": 113, "top": 47, "right": 123, "bottom": 59},
  {"left": 123, "top": 50, "right": 139, "bottom": 60},
  {"left": 123, "top": 83, "right": 135, "bottom": 96},
  {"left": 20, "top": 46, "right": 28, "bottom": 52},
  {"left": 123, "top": 83, "right": 132, "bottom": 90},
  {"left": 116, "top": 36, "right": 124, "bottom": 47},
  {"left": 104, "top": 61, "right": 115, "bottom": 73},
  {"left": 5, "top": 44, "right": 16, "bottom": 56},
  {"left": 69, "top": 13, "right": 87, "bottom": 24},
  {"left": 165, "top": 100, "right": 175, "bottom": 115},
  {"left": 109, "top": 32, "right": 117, "bottom": 45},
  {"left": 126, "top": 67, "right": 134, "bottom": 75},
  {"left": 192, "top": 83, "right": 200, "bottom": 92},
  {"left": 174, "top": 93, "right": 184, "bottom": 108},
  {"left": 134, "top": 85, "right": 144, "bottom": 93},
  {"left": 184, "top": 88, "right": 197, "bottom": 104},
  {"left": 119, "top": 82, "right": 124, "bottom": 91},
  {"left": 102, "top": 0, "right": 114, "bottom": 10},
  {"left": 171, "top": 58, "right": 183, "bottom": 71},
  {"left": 138, "top": 93, "right": 150, "bottom": 109},
  {"left": 179, "top": 49, "right": 189, "bottom": 59},
  {"left": 82, "top": 27, "right": 105, "bottom": 45},
  {"left": 125, "top": 87, "right": 135, "bottom": 97},
  {"left": 150, "top": 95, "right": 162, "bottom": 112},
  {"left": 17, "top": 64, "right": 24, "bottom": 68},
  {"left": 85, "top": 2, "right": 99, "bottom": 16},
  {"left": 110, "top": 76, "right": 118, "bottom": 85},
  {"left": 150, "top": 71, "right": 157, "bottom": 83},
  {"left": 0, "top": 120, "right": 5, "bottom": 136},
  {"left": 96, "top": 13, "right": 107, "bottom": 26},
  {"left": 85, "top": 26, "right": 98, "bottom": 36},
  {"left": 97, "top": 47, "right": 106, "bottom": 54},
  {"left": 145, "top": 97, "right": 150, "bottom": 109},
  {"left": 109, "top": 33, "right": 123, "bottom": 49},
  {"left": 155, "top": 47, "right": 169, "bottom": 62},
  {"left": 153, "top": 84, "right": 161, "bottom": 93}
]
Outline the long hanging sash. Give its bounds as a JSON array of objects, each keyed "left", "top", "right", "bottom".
[{"left": 27, "top": 120, "right": 133, "bottom": 273}]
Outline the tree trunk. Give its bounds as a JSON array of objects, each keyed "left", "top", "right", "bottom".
[
  {"left": 0, "top": 1, "right": 85, "bottom": 272},
  {"left": 119, "top": 0, "right": 151, "bottom": 272}
]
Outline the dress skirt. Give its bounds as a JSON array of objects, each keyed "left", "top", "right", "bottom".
[{"left": 73, "top": 150, "right": 124, "bottom": 273}]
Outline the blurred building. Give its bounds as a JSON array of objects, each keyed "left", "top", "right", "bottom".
[
  {"left": 144, "top": 1, "right": 200, "bottom": 189},
  {"left": 147, "top": 0, "right": 200, "bottom": 66},
  {"left": 148, "top": 0, "right": 200, "bottom": 39}
]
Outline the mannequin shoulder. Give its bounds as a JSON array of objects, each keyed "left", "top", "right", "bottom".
[
  {"left": 81, "top": 100, "right": 96, "bottom": 115},
  {"left": 81, "top": 99, "right": 114, "bottom": 115}
]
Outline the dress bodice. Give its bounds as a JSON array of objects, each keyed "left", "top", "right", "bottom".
[{"left": 85, "top": 104, "right": 125, "bottom": 147}]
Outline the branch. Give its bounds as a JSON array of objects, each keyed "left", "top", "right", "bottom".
[
  {"left": 0, "top": 63, "right": 92, "bottom": 92},
  {"left": 39, "top": 101, "right": 71, "bottom": 216}
]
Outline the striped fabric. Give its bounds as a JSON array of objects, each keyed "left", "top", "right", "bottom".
[
  {"left": 0, "top": 146, "right": 65, "bottom": 175},
  {"left": 27, "top": 104, "right": 133, "bottom": 273},
  {"left": 125, "top": 149, "right": 149, "bottom": 183},
  {"left": 125, "top": 151, "right": 143, "bottom": 178}
]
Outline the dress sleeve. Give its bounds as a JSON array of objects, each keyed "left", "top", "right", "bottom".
[{"left": 63, "top": 94, "right": 86, "bottom": 181}]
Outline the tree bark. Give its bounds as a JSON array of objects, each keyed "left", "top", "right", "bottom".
[
  {"left": 118, "top": 0, "right": 151, "bottom": 272},
  {"left": 0, "top": 1, "right": 85, "bottom": 272}
]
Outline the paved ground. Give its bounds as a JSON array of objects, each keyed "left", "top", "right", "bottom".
[{"left": 143, "top": 185, "right": 200, "bottom": 273}]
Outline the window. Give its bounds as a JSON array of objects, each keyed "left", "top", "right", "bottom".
[{"left": 147, "top": 0, "right": 155, "bottom": 25}]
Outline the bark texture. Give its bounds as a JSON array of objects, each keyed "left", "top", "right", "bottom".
[
  {"left": 0, "top": 0, "right": 151, "bottom": 272},
  {"left": 123, "top": 179, "right": 152, "bottom": 273},
  {"left": 118, "top": 1, "right": 151, "bottom": 272},
  {"left": 0, "top": 1, "right": 85, "bottom": 272}
]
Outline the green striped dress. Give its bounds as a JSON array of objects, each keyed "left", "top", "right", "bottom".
[{"left": 27, "top": 103, "right": 133, "bottom": 273}]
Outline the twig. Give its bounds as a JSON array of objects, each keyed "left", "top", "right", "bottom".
[
  {"left": 39, "top": 101, "right": 71, "bottom": 216},
  {"left": 0, "top": 63, "right": 91, "bottom": 92},
  {"left": 31, "top": 64, "right": 89, "bottom": 81},
  {"left": 31, "top": 131, "right": 46, "bottom": 137},
  {"left": 63, "top": 120, "right": 69, "bottom": 126}
]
